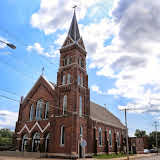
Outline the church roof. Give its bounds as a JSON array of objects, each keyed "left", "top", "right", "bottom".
[
  {"left": 90, "top": 101, "right": 125, "bottom": 129},
  {"left": 68, "top": 10, "right": 80, "bottom": 41}
]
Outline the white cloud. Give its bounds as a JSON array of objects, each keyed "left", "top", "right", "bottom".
[
  {"left": 0, "top": 110, "right": 18, "bottom": 129},
  {"left": 91, "top": 84, "right": 107, "bottom": 95},
  {"left": 30, "top": 0, "right": 103, "bottom": 35},
  {"left": 27, "top": 42, "right": 58, "bottom": 58},
  {"left": 30, "top": 0, "right": 160, "bottom": 115}
]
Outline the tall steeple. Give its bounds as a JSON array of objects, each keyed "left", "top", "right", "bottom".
[
  {"left": 61, "top": 9, "right": 85, "bottom": 51},
  {"left": 68, "top": 10, "right": 80, "bottom": 41}
]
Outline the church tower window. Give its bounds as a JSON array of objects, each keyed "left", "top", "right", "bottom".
[
  {"left": 62, "top": 75, "right": 66, "bottom": 85},
  {"left": 79, "top": 96, "right": 82, "bottom": 116},
  {"left": 67, "top": 74, "right": 71, "bottom": 84},
  {"left": 78, "top": 75, "right": 81, "bottom": 85},
  {"left": 36, "top": 99, "right": 43, "bottom": 120},
  {"left": 63, "top": 95, "right": 67, "bottom": 114},
  {"left": 81, "top": 76, "right": 83, "bottom": 87}
]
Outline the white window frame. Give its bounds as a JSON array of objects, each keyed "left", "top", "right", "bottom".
[
  {"left": 60, "top": 126, "right": 65, "bottom": 146},
  {"left": 63, "top": 95, "right": 67, "bottom": 114}
]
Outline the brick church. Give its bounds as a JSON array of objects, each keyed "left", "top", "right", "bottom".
[{"left": 15, "top": 10, "right": 125, "bottom": 158}]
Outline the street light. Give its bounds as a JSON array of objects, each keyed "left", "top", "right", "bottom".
[{"left": 0, "top": 39, "right": 16, "bottom": 49}]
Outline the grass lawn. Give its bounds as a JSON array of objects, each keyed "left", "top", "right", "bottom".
[{"left": 93, "top": 153, "right": 129, "bottom": 159}]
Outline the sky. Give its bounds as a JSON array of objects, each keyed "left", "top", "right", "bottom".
[{"left": 0, "top": 0, "right": 160, "bottom": 136}]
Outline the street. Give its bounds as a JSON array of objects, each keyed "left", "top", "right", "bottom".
[{"left": 137, "top": 154, "right": 160, "bottom": 160}]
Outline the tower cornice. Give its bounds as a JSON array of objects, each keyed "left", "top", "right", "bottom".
[{"left": 60, "top": 42, "right": 87, "bottom": 55}]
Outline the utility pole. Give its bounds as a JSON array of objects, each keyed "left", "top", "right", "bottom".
[
  {"left": 153, "top": 121, "right": 158, "bottom": 154},
  {"left": 125, "top": 109, "right": 129, "bottom": 160},
  {"left": 120, "top": 108, "right": 129, "bottom": 160}
]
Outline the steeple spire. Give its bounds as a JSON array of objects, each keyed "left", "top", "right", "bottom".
[
  {"left": 61, "top": 7, "right": 86, "bottom": 51},
  {"left": 68, "top": 8, "right": 80, "bottom": 41}
]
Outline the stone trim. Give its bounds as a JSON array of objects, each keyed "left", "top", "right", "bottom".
[{"left": 17, "top": 122, "right": 50, "bottom": 134}]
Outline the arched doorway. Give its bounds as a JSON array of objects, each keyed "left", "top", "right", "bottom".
[
  {"left": 44, "top": 133, "right": 50, "bottom": 152},
  {"left": 32, "top": 132, "right": 40, "bottom": 152},
  {"left": 21, "top": 134, "right": 28, "bottom": 151}
]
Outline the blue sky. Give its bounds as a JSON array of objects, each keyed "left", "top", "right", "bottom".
[{"left": 0, "top": 0, "right": 160, "bottom": 136}]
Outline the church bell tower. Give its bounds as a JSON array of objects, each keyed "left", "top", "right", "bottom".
[{"left": 57, "top": 9, "right": 90, "bottom": 117}]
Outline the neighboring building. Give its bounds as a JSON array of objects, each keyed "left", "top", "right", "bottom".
[
  {"left": 129, "top": 137, "right": 144, "bottom": 154},
  {"left": 15, "top": 10, "right": 125, "bottom": 158}
]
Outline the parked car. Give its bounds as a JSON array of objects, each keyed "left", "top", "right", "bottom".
[
  {"left": 144, "top": 149, "right": 150, "bottom": 154},
  {"left": 150, "top": 148, "right": 158, "bottom": 153}
]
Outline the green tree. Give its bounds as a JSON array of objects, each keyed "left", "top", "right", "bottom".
[
  {"left": 0, "top": 128, "right": 13, "bottom": 146},
  {"left": 0, "top": 128, "right": 13, "bottom": 138},
  {"left": 134, "top": 129, "right": 147, "bottom": 138}
]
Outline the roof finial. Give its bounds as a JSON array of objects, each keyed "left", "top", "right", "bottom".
[
  {"left": 41, "top": 67, "right": 45, "bottom": 76},
  {"left": 73, "top": 5, "right": 77, "bottom": 12}
]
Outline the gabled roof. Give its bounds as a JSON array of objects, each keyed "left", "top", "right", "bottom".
[
  {"left": 90, "top": 101, "right": 125, "bottom": 129},
  {"left": 68, "top": 10, "right": 80, "bottom": 41},
  {"left": 22, "top": 75, "right": 55, "bottom": 104}
]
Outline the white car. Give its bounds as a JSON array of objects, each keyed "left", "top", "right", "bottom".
[{"left": 144, "top": 149, "right": 150, "bottom": 154}]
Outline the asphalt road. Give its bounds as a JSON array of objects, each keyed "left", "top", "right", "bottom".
[{"left": 136, "top": 154, "right": 160, "bottom": 160}]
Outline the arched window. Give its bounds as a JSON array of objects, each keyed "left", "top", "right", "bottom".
[
  {"left": 81, "top": 59, "right": 84, "bottom": 68},
  {"left": 32, "top": 132, "right": 40, "bottom": 152},
  {"left": 64, "top": 57, "right": 67, "bottom": 66},
  {"left": 81, "top": 76, "right": 83, "bottom": 87},
  {"left": 67, "top": 57, "right": 70, "bottom": 65},
  {"left": 69, "top": 57, "right": 72, "bottom": 64},
  {"left": 21, "top": 134, "right": 28, "bottom": 151},
  {"left": 62, "top": 75, "right": 66, "bottom": 85},
  {"left": 99, "top": 128, "right": 102, "bottom": 146},
  {"left": 78, "top": 75, "right": 81, "bottom": 85},
  {"left": 29, "top": 104, "right": 34, "bottom": 121},
  {"left": 36, "top": 100, "right": 43, "bottom": 120},
  {"left": 79, "top": 96, "right": 82, "bottom": 116},
  {"left": 117, "top": 132, "right": 120, "bottom": 147},
  {"left": 45, "top": 133, "right": 50, "bottom": 152},
  {"left": 80, "top": 125, "right": 83, "bottom": 137},
  {"left": 60, "top": 126, "right": 65, "bottom": 146},
  {"left": 45, "top": 102, "right": 49, "bottom": 119},
  {"left": 63, "top": 95, "right": 67, "bottom": 114},
  {"left": 67, "top": 74, "right": 71, "bottom": 84},
  {"left": 109, "top": 129, "right": 112, "bottom": 147}
]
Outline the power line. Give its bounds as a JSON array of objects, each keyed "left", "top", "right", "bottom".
[{"left": 0, "top": 94, "right": 19, "bottom": 102}]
